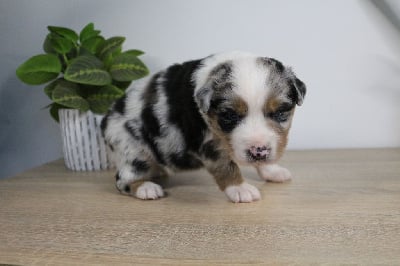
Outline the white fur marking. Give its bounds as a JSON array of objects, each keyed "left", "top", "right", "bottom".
[
  {"left": 232, "top": 57, "right": 270, "bottom": 109},
  {"left": 193, "top": 51, "right": 258, "bottom": 94},
  {"left": 125, "top": 83, "right": 145, "bottom": 115},
  {"left": 135, "top": 181, "right": 164, "bottom": 200},
  {"left": 230, "top": 113, "right": 278, "bottom": 164},
  {"left": 257, "top": 164, "right": 292, "bottom": 183},
  {"left": 224, "top": 182, "right": 261, "bottom": 203}
]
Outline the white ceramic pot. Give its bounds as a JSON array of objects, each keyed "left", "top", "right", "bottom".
[{"left": 58, "top": 109, "right": 111, "bottom": 171}]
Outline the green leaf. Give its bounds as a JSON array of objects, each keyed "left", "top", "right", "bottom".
[
  {"left": 81, "top": 36, "right": 105, "bottom": 54},
  {"left": 64, "top": 55, "right": 111, "bottom": 85},
  {"left": 52, "top": 80, "right": 89, "bottom": 111},
  {"left": 79, "top": 22, "right": 101, "bottom": 43},
  {"left": 48, "top": 103, "right": 66, "bottom": 122},
  {"left": 124, "top": 49, "right": 145, "bottom": 57},
  {"left": 43, "top": 34, "right": 56, "bottom": 54},
  {"left": 78, "top": 47, "right": 94, "bottom": 57},
  {"left": 66, "top": 47, "right": 78, "bottom": 59},
  {"left": 16, "top": 54, "right": 61, "bottom": 85},
  {"left": 48, "top": 26, "right": 78, "bottom": 43},
  {"left": 112, "top": 80, "right": 132, "bottom": 90},
  {"left": 97, "top": 36, "right": 125, "bottom": 60},
  {"left": 50, "top": 35, "right": 74, "bottom": 54},
  {"left": 86, "top": 84, "right": 124, "bottom": 114},
  {"left": 44, "top": 79, "right": 61, "bottom": 99},
  {"left": 110, "top": 53, "right": 149, "bottom": 81}
]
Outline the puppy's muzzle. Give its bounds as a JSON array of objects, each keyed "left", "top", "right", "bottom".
[{"left": 247, "top": 145, "right": 271, "bottom": 161}]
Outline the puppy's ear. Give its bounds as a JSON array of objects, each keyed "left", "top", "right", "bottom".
[
  {"left": 262, "top": 57, "right": 306, "bottom": 106},
  {"left": 289, "top": 76, "right": 306, "bottom": 106},
  {"left": 195, "top": 86, "right": 213, "bottom": 113},
  {"left": 194, "top": 62, "right": 232, "bottom": 113}
]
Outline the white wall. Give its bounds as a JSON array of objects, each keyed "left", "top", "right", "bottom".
[{"left": 1, "top": 0, "right": 399, "bottom": 178}]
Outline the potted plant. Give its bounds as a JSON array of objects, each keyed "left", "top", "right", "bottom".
[{"left": 16, "top": 23, "right": 149, "bottom": 171}]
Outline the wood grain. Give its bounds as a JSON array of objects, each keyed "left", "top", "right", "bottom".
[{"left": 0, "top": 149, "right": 399, "bottom": 265}]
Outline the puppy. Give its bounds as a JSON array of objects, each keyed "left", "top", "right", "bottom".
[{"left": 101, "top": 51, "right": 306, "bottom": 203}]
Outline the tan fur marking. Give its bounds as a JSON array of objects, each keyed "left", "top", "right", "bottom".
[
  {"left": 268, "top": 108, "right": 295, "bottom": 161},
  {"left": 202, "top": 136, "right": 244, "bottom": 191},
  {"left": 264, "top": 95, "right": 281, "bottom": 115},
  {"left": 263, "top": 92, "right": 296, "bottom": 161},
  {"left": 124, "top": 170, "right": 167, "bottom": 195},
  {"left": 208, "top": 160, "right": 244, "bottom": 190},
  {"left": 232, "top": 97, "right": 248, "bottom": 117},
  {"left": 128, "top": 180, "right": 148, "bottom": 194}
]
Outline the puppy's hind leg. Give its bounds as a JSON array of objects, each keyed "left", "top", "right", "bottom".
[{"left": 115, "top": 156, "right": 165, "bottom": 200}]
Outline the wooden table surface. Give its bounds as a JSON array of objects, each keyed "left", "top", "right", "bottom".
[{"left": 0, "top": 149, "right": 399, "bottom": 265}]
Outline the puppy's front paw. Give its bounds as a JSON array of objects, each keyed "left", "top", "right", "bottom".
[
  {"left": 224, "top": 182, "right": 261, "bottom": 203},
  {"left": 257, "top": 164, "right": 292, "bottom": 183},
  {"left": 135, "top": 181, "right": 164, "bottom": 200}
]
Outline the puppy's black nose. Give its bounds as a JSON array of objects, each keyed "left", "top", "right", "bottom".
[{"left": 247, "top": 145, "right": 271, "bottom": 161}]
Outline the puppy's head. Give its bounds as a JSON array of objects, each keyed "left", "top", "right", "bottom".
[{"left": 194, "top": 53, "right": 306, "bottom": 165}]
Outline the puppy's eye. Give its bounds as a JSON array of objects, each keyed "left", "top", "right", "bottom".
[
  {"left": 217, "top": 109, "right": 242, "bottom": 133},
  {"left": 268, "top": 103, "right": 293, "bottom": 123},
  {"left": 270, "top": 111, "right": 290, "bottom": 123}
]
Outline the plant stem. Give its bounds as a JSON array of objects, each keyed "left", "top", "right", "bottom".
[
  {"left": 63, "top": 54, "right": 69, "bottom": 66},
  {"left": 75, "top": 43, "right": 80, "bottom": 55}
]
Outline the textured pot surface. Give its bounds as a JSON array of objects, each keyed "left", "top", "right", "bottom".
[{"left": 59, "top": 109, "right": 111, "bottom": 171}]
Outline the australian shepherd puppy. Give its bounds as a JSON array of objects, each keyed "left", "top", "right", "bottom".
[{"left": 101, "top": 51, "right": 306, "bottom": 203}]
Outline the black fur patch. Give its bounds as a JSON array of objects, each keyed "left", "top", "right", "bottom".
[
  {"left": 114, "top": 95, "right": 127, "bottom": 114},
  {"left": 115, "top": 172, "right": 121, "bottom": 181},
  {"left": 260, "top": 57, "right": 284, "bottom": 73},
  {"left": 294, "top": 78, "right": 306, "bottom": 103},
  {"left": 209, "top": 98, "right": 227, "bottom": 112},
  {"left": 200, "top": 140, "right": 220, "bottom": 161},
  {"left": 287, "top": 81, "right": 298, "bottom": 104},
  {"left": 142, "top": 73, "right": 161, "bottom": 104},
  {"left": 162, "top": 60, "right": 208, "bottom": 153},
  {"left": 140, "top": 105, "right": 165, "bottom": 164},
  {"left": 269, "top": 58, "right": 284, "bottom": 73},
  {"left": 132, "top": 159, "right": 150, "bottom": 173},
  {"left": 124, "top": 119, "right": 142, "bottom": 140},
  {"left": 141, "top": 106, "right": 160, "bottom": 136},
  {"left": 100, "top": 115, "right": 108, "bottom": 135},
  {"left": 217, "top": 108, "right": 243, "bottom": 133},
  {"left": 288, "top": 78, "right": 306, "bottom": 105},
  {"left": 169, "top": 153, "right": 203, "bottom": 169},
  {"left": 139, "top": 73, "right": 166, "bottom": 164},
  {"left": 108, "top": 144, "right": 114, "bottom": 152}
]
